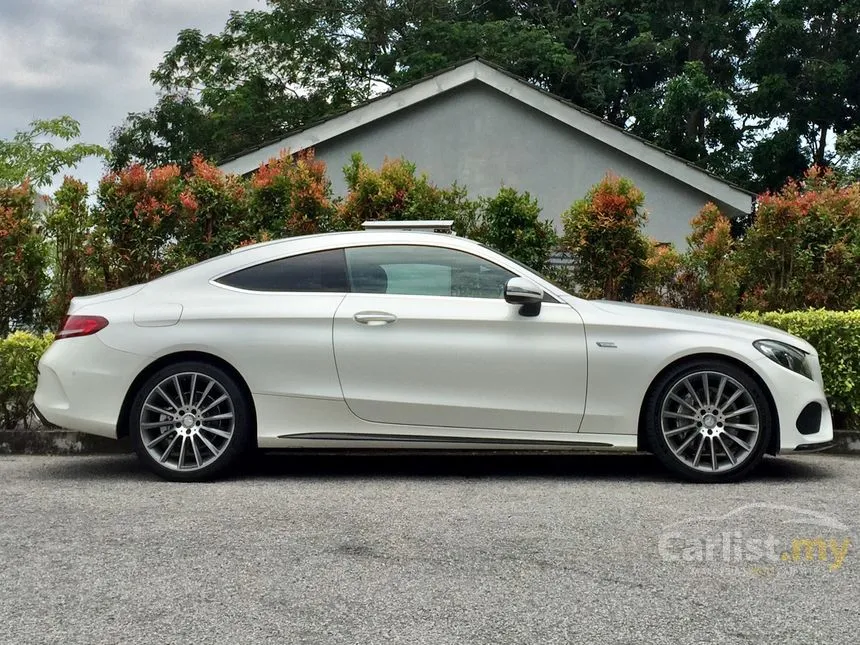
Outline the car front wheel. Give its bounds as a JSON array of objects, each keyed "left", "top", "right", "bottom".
[
  {"left": 129, "top": 361, "right": 252, "bottom": 481},
  {"left": 644, "top": 360, "right": 772, "bottom": 483}
]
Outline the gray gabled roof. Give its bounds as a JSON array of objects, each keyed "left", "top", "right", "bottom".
[{"left": 219, "top": 57, "right": 754, "bottom": 214}]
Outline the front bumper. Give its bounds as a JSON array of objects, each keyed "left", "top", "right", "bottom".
[
  {"left": 753, "top": 354, "right": 833, "bottom": 453},
  {"left": 793, "top": 441, "right": 834, "bottom": 453},
  {"left": 33, "top": 335, "right": 149, "bottom": 439}
]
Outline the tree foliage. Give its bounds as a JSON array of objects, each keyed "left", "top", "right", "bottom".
[
  {"left": 738, "top": 167, "right": 860, "bottom": 311},
  {"left": 742, "top": 0, "right": 860, "bottom": 189},
  {"left": 676, "top": 203, "right": 740, "bottom": 314},
  {"left": 93, "top": 164, "right": 185, "bottom": 288},
  {"left": 475, "top": 187, "right": 556, "bottom": 271},
  {"left": 634, "top": 241, "right": 684, "bottom": 307},
  {"left": 110, "top": 0, "right": 383, "bottom": 169},
  {"left": 0, "top": 117, "right": 107, "bottom": 188},
  {"left": 248, "top": 150, "right": 337, "bottom": 240},
  {"left": 337, "top": 152, "right": 473, "bottom": 230},
  {"left": 0, "top": 184, "right": 48, "bottom": 335},
  {"left": 108, "top": 1, "right": 860, "bottom": 192},
  {"left": 171, "top": 156, "right": 252, "bottom": 265},
  {"left": 110, "top": 96, "right": 215, "bottom": 172},
  {"left": 0, "top": 332, "right": 54, "bottom": 429},
  {"left": 561, "top": 173, "right": 651, "bottom": 300},
  {"left": 44, "top": 178, "right": 103, "bottom": 325}
]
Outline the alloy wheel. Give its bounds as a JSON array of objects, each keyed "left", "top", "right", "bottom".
[
  {"left": 139, "top": 372, "right": 235, "bottom": 472},
  {"left": 660, "top": 370, "right": 760, "bottom": 473}
]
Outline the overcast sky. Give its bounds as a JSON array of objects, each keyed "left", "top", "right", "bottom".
[{"left": 0, "top": 0, "right": 263, "bottom": 192}]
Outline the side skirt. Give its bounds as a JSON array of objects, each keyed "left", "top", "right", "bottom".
[{"left": 264, "top": 432, "right": 638, "bottom": 451}]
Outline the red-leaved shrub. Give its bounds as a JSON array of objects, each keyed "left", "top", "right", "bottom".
[
  {"left": 561, "top": 173, "right": 650, "bottom": 300},
  {"left": 0, "top": 182, "right": 47, "bottom": 334},
  {"left": 739, "top": 167, "right": 860, "bottom": 311}
]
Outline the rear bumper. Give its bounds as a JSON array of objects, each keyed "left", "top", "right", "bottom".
[
  {"left": 33, "top": 336, "right": 149, "bottom": 439},
  {"left": 31, "top": 404, "right": 59, "bottom": 429}
]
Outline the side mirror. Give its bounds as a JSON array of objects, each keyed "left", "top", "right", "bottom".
[{"left": 504, "top": 277, "right": 543, "bottom": 317}]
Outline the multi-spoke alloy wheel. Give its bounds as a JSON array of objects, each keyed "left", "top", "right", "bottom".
[
  {"left": 646, "top": 361, "right": 771, "bottom": 482},
  {"left": 130, "top": 361, "right": 251, "bottom": 481},
  {"left": 660, "top": 371, "right": 759, "bottom": 473},
  {"left": 140, "top": 372, "right": 235, "bottom": 471}
]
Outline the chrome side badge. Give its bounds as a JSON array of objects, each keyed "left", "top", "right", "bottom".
[{"left": 596, "top": 341, "right": 617, "bottom": 348}]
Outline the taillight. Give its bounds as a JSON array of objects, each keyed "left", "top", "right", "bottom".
[{"left": 55, "top": 315, "right": 109, "bottom": 340}]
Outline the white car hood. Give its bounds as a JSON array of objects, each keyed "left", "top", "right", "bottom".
[{"left": 569, "top": 298, "right": 815, "bottom": 354}]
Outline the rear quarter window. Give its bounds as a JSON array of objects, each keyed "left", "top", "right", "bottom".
[{"left": 215, "top": 248, "right": 348, "bottom": 292}]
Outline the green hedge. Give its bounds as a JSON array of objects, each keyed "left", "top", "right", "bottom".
[
  {"left": 0, "top": 332, "right": 53, "bottom": 429},
  {"left": 738, "top": 309, "right": 860, "bottom": 429}
]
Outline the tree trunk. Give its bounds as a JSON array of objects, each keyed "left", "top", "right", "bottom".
[{"left": 814, "top": 125, "right": 828, "bottom": 167}]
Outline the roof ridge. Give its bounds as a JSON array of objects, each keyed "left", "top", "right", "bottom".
[{"left": 217, "top": 58, "right": 754, "bottom": 202}]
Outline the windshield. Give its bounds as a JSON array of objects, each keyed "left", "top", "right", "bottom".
[{"left": 478, "top": 244, "right": 572, "bottom": 295}]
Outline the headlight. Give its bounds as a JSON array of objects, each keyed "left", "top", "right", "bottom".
[{"left": 753, "top": 340, "right": 813, "bottom": 380}]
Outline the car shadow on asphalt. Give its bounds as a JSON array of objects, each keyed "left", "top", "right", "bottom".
[
  {"left": 30, "top": 450, "right": 832, "bottom": 484},
  {"left": 243, "top": 451, "right": 828, "bottom": 483}
]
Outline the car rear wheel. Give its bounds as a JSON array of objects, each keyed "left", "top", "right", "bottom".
[
  {"left": 644, "top": 360, "right": 772, "bottom": 483},
  {"left": 129, "top": 361, "right": 252, "bottom": 481}
]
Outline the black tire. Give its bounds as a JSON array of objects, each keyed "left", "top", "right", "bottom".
[
  {"left": 643, "top": 359, "right": 772, "bottom": 483},
  {"left": 129, "top": 360, "right": 253, "bottom": 482}
]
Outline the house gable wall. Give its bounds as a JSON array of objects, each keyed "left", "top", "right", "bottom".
[{"left": 310, "top": 81, "right": 741, "bottom": 247}]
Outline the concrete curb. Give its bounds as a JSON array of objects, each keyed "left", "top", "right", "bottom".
[
  {"left": 1, "top": 428, "right": 858, "bottom": 456},
  {"left": 0, "top": 430, "right": 130, "bottom": 455},
  {"left": 831, "top": 429, "right": 860, "bottom": 453}
]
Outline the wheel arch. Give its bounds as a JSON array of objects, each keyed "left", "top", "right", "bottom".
[
  {"left": 636, "top": 352, "right": 780, "bottom": 456},
  {"left": 117, "top": 351, "right": 257, "bottom": 443}
]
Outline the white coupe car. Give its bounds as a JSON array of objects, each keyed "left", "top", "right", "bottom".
[{"left": 34, "top": 229, "right": 832, "bottom": 482}]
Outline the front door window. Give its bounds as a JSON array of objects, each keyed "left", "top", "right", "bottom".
[{"left": 345, "top": 245, "right": 516, "bottom": 299}]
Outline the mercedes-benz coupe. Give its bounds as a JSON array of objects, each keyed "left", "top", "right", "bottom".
[{"left": 34, "top": 230, "right": 833, "bottom": 482}]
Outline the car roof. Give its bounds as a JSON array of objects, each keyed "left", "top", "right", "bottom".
[
  {"left": 152, "top": 231, "right": 494, "bottom": 285},
  {"left": 228, "top": 230, "right": 459, "bottom": 256},
  {"left": 147, "top": 230, "right": 574, "bottom": 303}
]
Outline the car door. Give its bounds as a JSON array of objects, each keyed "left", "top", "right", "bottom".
[{"left": 332, "top": 243, "right": 587, "bottom": 433}]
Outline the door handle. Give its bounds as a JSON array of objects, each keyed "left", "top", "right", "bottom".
[{"left": 353, "top": 311, "right": 397, "bottom": 325}]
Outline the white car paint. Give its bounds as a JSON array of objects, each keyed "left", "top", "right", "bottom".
[
  {"left": 35, "top": 231, "right": 832, "bottom": 463},
  {"left": 333, "top": 294, "right": 586, "bottom": 432}
]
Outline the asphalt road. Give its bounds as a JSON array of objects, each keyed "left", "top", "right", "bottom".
[{"left": 1, "top": 452, "right": 858, "bottom": 645}]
